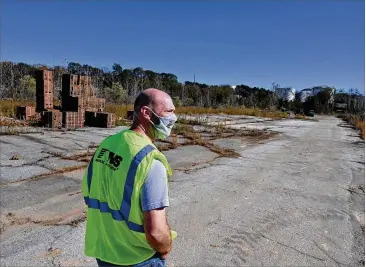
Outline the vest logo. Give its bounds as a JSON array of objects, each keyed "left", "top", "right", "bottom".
[{"left": 96, "top": 148, "right": 123, "bottom": 171}]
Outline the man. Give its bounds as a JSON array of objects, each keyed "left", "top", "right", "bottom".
[{"left": 82, "top": 88, "right": 178, "bottom": 266}]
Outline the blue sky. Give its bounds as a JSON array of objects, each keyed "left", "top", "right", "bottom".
[{"left": 1, "top": 1, "right": 365, "bottom": 92}]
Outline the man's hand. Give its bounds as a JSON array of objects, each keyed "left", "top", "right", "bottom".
[
  {"left": 160, "top": 251, "right": 170, "bottom": 260},
  {"left": 143, "top": 208, "right": 172, "bottom": 257}
]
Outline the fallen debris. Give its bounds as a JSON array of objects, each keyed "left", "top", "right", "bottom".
[
  {"left": 0, "top": 116, "right": 29, "bottom": 127},
  {"left": 9, "top": 153, "right": 21, "bottom": 160}
]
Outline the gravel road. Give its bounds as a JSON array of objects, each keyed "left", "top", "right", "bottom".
[{"left": 0, "top": 116, "right": 364, "bottom": 266}]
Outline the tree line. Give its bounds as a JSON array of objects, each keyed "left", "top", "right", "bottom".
[{"left": 0, "top": 61, "right": 364, "bottom": 114}]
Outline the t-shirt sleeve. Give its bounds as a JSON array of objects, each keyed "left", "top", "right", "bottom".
[{"left": 141, "top": 159, "right": 169, "bottom": 212}]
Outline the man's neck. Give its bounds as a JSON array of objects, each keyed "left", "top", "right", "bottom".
[{"left": 130, "top": 123, "right": 152, "bottom": 142}]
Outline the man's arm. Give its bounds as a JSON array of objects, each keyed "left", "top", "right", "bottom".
[
  {"left": 141, "top": 160, "right": 172, "bottom": 258},
  {"left": 143, "top": 208, "right": 172, "bottom": 257}
]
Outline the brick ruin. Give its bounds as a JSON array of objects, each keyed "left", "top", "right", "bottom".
[{"left": 16, "top": 69, "right": 116, "bottom": 129}]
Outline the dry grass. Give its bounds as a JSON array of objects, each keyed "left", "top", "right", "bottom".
[
  {"left": 104, "top": 104, "right": 133, "bottom": 120},
  {"left": 0, "top": 100, "right": 287, "bottom": 120},
  {"left": 0, "top": 127, "right": 22, "bottom": 135},
  {"left": 0, "top": 100, "right": 131, "bottom": 118},
  {"left": 2, "top": 211, "right": 86, "bottom": 234},
  {"left": 156, "top": 143, "right": 174, "bottom": 151},
  {"left": 158, "top": 135, "right": 240, "bottom": 158},
  {"left": 356, "top": 120, "right": 365, "bottom": 140},
  {"left": 295, "top": 114, "right": 308, "bottom": 120},
  {"left": 177, "top": 116, "right": 208, "bottom": 125},
  {"left": 172, "top": 123, "right": 195, "bottom": 136},
  {"left": 0, "top": 99, "right": 35, "bottom": 118},
  {"left": 176, "top": 106, "right": 288, "bottom": 119},
  {"left": 104, "top": 105, "right": 288, "bottom": 120},
  {"left": 105, "top": 105, "right": 288, "bottom": 122},
  {"left": 160, "top": 123, "right": 241, "bottom": 157},
  {"left": 340, "top": 113, "right": 365, "bottom": 140},
  {"left": 109, "top": 105, "right": 288, "bottom": 120},
  {"left": 115, "top": 119, "right": 132, "bottom": 127},
  {"left": 0, "top": 100, "right": 132, "bottom": 126},
  {"left": 0, "top": 116, "right": 29, "bottom": 127}
]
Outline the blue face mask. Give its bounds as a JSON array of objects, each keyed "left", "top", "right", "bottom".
[{"left": 147, "top": 107, "right": 177, "bottom": 139}]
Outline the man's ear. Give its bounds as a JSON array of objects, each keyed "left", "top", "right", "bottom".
[{"left": 140, "top": 106, "right": 152, "bottom": 120}]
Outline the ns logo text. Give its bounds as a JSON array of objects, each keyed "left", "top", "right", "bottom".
[{"left": 96, "top": 148, "right": 123, "bottom": 171}]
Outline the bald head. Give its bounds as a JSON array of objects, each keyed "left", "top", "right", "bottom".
[
  {"left": 134, "top": 88, "right": 174, "bottom": 117},
  {"left": 131, "top": 88, "right": 176, "bottom": 140}
]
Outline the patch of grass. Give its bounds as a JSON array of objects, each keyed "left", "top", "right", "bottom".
[
  {"left": 295, "top": 114, "right": 308, "bottom": 120},
  {"left": 0, "top": 100, "right": 288, "bottom": 120},
  {"left": 115, "top": 119, "right": 132, "bottom": 127},
  {"left": 200, "top": 121, "right": 276, "bottom": 140},
  {"left": 9, "top": 153, "right": 21, "bottom": 160},
  {"left": 156, "top": 143, "right": 173, "bottom": 151},
  {"left": 177, "top": 115, "right": 209, "bottom": 125},
  {"left": 0, "top": 99, "right": 132, "bottom": 119},
  {"left": 0, "top": 127, "right": 19, "bottom": 135},
  {"left": 166, "top": 122, "right": 240, "bottom": 157},
  {"left": 106, "top": 105, "right": 288, "bottom": 120},
  {"left": 0, "top": 116, "right": 29, "bottom": 127},
  {"left": 176, "top": 106, "right": 288, "bottom": 119},
  {"left": 356, "top": 120, "right": 365, "bottom": 140},
  {"left": 339, "top": 113, "right": 365, "bottom": 140},
  {"left": 62, "top": 152, "right": 94, "bottom": 161},
  {"left": 0, "top": 127, "right": 26, "bottom": 135},
  {"left": 104, "top": 104, "right": 133, "bottom": 119},
  {"left": 3, "top": 211, "right": 86, "bottom": 231},
  {"left": 195, "top": 139, "right": 240, "bottom": 158},
  {"left": 214, "top": 122, "right": 227, "bottom": 136},
  {"left": 0, "top": 99, "right": 35, "bottom": 117},
  {"left": 169, "top": 134, "right": 179, "bottom": 149},
  {"left": 172, "top": 123, "right": 195, "bottom": 136}
]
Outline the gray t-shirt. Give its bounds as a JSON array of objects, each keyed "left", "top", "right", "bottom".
[{"left": 141, "top": 159, "right": 169, "bottom": 212}]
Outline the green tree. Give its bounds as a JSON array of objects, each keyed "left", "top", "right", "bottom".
[
  {"left": 172, "top": 96, "right": 183, "bottom": 107},
  {"left": 67, "top": 62, "right": 83, "bottom": 74},
  {"left": 112, "top": 63, "right": 123, "bottom": 83},
  {"left": 104, "top": 82, "right": 127, "bottom": 104},
  {"left": 19, "top": 75, "right": 36, "bottom": 99}
]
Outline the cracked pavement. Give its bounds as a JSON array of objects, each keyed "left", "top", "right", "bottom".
[
  {"left": 0, "top": 115, "right": 364, "bottom": 266},
  {"left": 167, "top": 116, "right": 365, "bottom": 266}
]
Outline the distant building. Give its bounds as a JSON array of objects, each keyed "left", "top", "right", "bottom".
[
  {"left": 299, "top": 86, "right": 335, "bottom": 103},
  {"left": 275, "top": 87, "right": 296, "bottom": 102},
  {"left": 334, "top": 103, "right": 347, "bottom": 110},
  {"left": 299, "top": 89, "right": 314, "bottom": 103}
]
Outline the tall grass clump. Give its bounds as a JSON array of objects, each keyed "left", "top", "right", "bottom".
[
  {"left": 104, "top": 104, "right": 132, "bottom": 119},
  {"left": 0, "top": 99, "right": 35, "bottom": 117},
  {"left": 340, "top": 113, "right": 365, "bottom": 140}
]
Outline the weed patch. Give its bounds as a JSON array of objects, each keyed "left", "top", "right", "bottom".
[
  {"left": 339, "top": 113, "right": 365, "bottom": 140},
  {"left": 176, "top": 106, "right": 287, "bottom": 119}
]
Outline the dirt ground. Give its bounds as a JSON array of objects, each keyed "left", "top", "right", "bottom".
[{"left": 0, "top": 115, "right": 364, "bottom": 266}]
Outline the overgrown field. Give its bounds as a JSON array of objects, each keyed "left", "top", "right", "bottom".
[
  {"left": 0, "top": 99, "right": 36, "bottom": 118},
  {"left": 1, "top": 100, "right": 288, "bottom": 120},
  {"left": 175, "top": 106, "right": 288, "bottom": 119}
]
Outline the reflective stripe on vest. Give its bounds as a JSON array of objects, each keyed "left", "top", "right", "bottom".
[{"left": 84, "top": 144, "right": 156, "bottom": 233}]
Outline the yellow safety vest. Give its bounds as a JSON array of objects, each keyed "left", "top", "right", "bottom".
[{"left": 82, "top": 129, "right": 176, "bottom": 265}]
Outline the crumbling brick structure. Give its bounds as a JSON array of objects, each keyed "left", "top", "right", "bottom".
[{"left": 17, "top": 70, "right": 115, "bottom": 129}]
